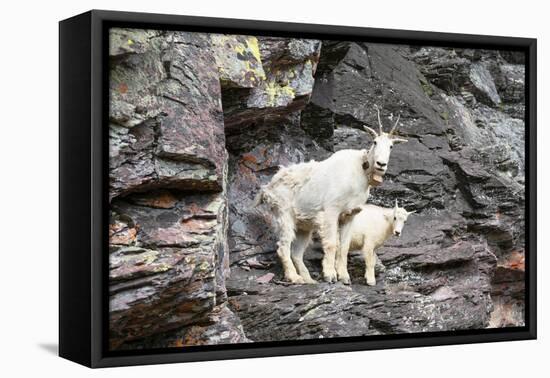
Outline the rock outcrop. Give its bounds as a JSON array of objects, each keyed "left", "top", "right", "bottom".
[
  {"left": 108, "top": 29, "right": 246, "bottom": 350},
  {"left": 109, "top": 29, "right": 526, "bottom": 349}
]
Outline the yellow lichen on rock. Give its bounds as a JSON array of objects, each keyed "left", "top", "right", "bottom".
[
  {"left": 210, "top": 34, "right": 266, "bottom": 88},
  {"left": 246, "top": 37, "right": 263, "bottom": 68},
  {"left": 263, "top": 81, "right": 296, "bottom": 107}
]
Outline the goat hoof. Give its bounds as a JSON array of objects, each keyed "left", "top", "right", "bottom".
[
  {"left": 337, "top": 270, "right": 351, "bottom": 285},
  {"left": 323, "top": 268, "right": 337, "bottom": 283},
  {"left": 303, "top": 277, "right": 317, "bottom": 284},
  {"left": 287, "top": 274, "right": 305, "bottom": 284},
  {"left": 323, "top": 274, "right": 337, "bottom": 283},
  {"left": 323, "top": 269, "right": 338, "bottom": 283},
  {"left": 366, "top": 279, "right": 376, "bottom": 286}
]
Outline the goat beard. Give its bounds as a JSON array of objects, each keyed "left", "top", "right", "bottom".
[
  {"left": 369, "top": 172, "right": 384, "bottom": 187},
  {"left": 363, "top": 156, "right": 383, "bottom": 186}
]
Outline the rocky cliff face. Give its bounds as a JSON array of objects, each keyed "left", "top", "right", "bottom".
[{"left": 108, "top": 28, "right": 525, "bottom": 349}]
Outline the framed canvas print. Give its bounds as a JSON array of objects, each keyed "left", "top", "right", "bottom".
[{"left": 59, "top": 10, "right": 537, "bottom": 368}]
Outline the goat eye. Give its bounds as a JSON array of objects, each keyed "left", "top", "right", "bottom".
[
  {"left": 394, "top": 217, "right": 397, "bottom": 220},
  {"left": 390, "top": 145, "right": 393, "bottom": 149},
  {"left": 374, "top": 141, "right": 377, "bottom": 146}
]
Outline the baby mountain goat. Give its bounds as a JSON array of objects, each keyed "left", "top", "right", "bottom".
[
  {"left": 256, "top": 106, "right": 408, "bottom": 284},
  {"left": 336, "top": 200, "right": 415, "bottom": 285}
]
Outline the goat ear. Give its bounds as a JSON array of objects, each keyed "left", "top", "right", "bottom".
[
  {"left": 407, "top": 210, "right": 416, "bottom": 215},
  {"left": 394, "top": 199, "right": 399, "bottom": 208},
  {"left": 392, "top": 137, "right": 408, "bottom": 144},
  {"left": 363, "top": 126, "right": 378, "bottom": 139}
]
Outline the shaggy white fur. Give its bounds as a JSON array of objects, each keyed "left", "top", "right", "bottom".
[
  {"left": 336, "top": 200, "right": 414, "bottom": 285},
  {"left": 256, "top": 109, "right": 408, "bottom": 284}
]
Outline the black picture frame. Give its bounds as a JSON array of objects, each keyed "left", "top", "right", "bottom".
[{"left": 59, "top": 9, "right": 537, "bottom": 368}]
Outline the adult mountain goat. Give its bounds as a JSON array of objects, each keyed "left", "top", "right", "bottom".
[
  {"left": 256, "top": 106, "right": 408, "bottom": 284},
  {"left": 336, "top": 200, "right": 415, "bottom": 285}
]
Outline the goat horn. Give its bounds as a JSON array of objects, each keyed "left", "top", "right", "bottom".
[
  {"left": 391, "top": 137, "right": 409, "bottom": 144},
  {"left": 374, "top": 105, "right": 383, "bottom": 134},
  {"left": 389, "top": 113, "right": 401, "bottom": 135},
  {"left": 363, "top": 125, "right": 378, "bottom": 138}
]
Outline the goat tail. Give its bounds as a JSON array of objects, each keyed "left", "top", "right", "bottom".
[
  {"left": 252, "top": 185, "right": 283, "bottom": 215},
  {"left": 253, "top": 188, "right": 265, "bottom": 208},
  {"left": 252, "top": 164, "right": 304, "bottom": 219},
  {"left": 252, "top": 186, "right": 275, "bottom": 219}
]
